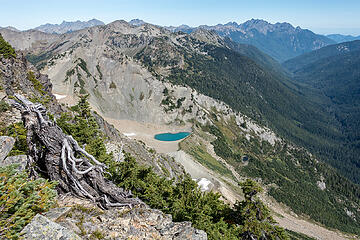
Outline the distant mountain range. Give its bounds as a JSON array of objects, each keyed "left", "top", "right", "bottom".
[
  {"left": 5, "top": 18, "right": 360, "bottom": 62},
  {"left": 33, "top": 19, "right": 105, "bottom": 34},
  {"left": 0, "top": 26, "right": 20, "bottom": 32},
  {"left": 326, "top": 34, "right": 360, "bottom": 43},
  {"left": 165, "top": 19, "right": 336, "bottom": 62}
]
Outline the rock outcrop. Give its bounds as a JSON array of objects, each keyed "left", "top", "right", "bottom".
[
  {"left": 56, "top": 196, "right": 207, "bottom": 240},
  {"left": 1, "top": 154, "right": 27, "bottom": 171},
  {"left": 20, "top": 198, "right": 207, "bottom": 240},
  {"left": 0, "top": 136, "right": 15, "bottom": 161},
  {"left": 21, "top": 214, "right": 81, "bottom": 240}
]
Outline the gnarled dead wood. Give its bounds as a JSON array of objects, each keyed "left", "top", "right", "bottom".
[{"left": 11, "top": 94, "right": 142, "bottom": 209}]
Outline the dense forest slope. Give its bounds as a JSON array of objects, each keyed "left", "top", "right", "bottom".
[{"left": 284, "top": 40, "right": 360, "bottom": 183}]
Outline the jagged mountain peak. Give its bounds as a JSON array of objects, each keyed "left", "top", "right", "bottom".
[
  {"left": 0, "top": 26, "right": 20, "bottom": 32},
  {"left": 164, "top": 24, "right": 193, "bottom": 33},
  {"left": 107, "top": 19, "right": 169, "bottom": 36},
  {"left": 242, "top": 18, "right": 269, "bottom": 26},
  {"left": 189, "top": 28, "right": 224, "bottom": 46},
  {"left": 128, "top": 19, "right": 147, "bottom": 26},
  {"left": 2, "top": 18, "right": 360, "bottom": 238},
  {"left": 224, "top": 21, "right": 239, "bottom": 27},
  {"left": 34, "top": 18, "right": 105, "bottom": 34},
  {"left": 240, "top": 19, "right": 297, "bottom": 34}
]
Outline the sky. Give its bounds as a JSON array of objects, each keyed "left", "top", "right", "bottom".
[{"left": 1, "top": 0, "right": 360, "bottom": 35}]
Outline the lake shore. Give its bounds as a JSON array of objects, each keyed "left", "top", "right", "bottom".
[{"left": 104, "top": 117, "right": 192, "bottom": 153}]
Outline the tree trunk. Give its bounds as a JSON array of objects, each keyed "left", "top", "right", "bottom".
[{"left": 11, "top": 94, "right": 142, "bottom": 209}]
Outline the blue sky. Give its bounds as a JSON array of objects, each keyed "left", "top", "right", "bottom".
[{"left": 1, "top": 0, "right": 360, "bottom": 35}]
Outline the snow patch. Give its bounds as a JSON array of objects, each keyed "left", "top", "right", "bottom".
[
  {"left": 123, "top": 133, "right": 136, "bottom": 137},
  {"left": 317, "top": 175, "right": 326, "bottom": 190},
  {"left": 53, "top": 93, "right": 67, "bottom": 100},
  {"left": 345, "top": 208, "right": 356, "bottom": 221},
  {"left": 317, "top": 181, "right": 326, "bottom": 190},
  {"left": 196, "top": 178, "right": 213, "bottom": 192}
]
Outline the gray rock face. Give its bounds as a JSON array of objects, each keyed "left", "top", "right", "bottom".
[
  {"left": 128, "top": 19, "right": 147, "bottom": 26},
  {"left": 1, "top": 155, "right": 27, "bottom": 170},
  {"left": 43, "top": 207, "right": 72, "bottom": 222},
  {"left": 0, "top": 28, "right": 60, "bottom": 51},
  {"left": 119, "top": 208, "right": 208, "bottom": 240},
  {"left": 21, "top": 214, "right": 81, "bottom": 240},
  {"left": 0, "top": 136, "right": 15, "bottom": 161},
  {"left": 57, "top": 196, "right": 207, "bottom": 240}
]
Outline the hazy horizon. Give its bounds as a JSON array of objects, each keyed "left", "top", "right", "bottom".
[{"left": 1, "top": 0, "right": 360, "bottom": 36}]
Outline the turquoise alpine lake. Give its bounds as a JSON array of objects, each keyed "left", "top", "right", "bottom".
[{"left": 154, "top": 132, "right": 191, "bottom": 141}]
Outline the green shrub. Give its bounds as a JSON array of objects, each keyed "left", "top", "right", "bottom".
[
  {"left": 0, "top": 100, "right": 11, "bottom": 112},
  {"left": 77, "top": 58, "right": 91, "bottom": 77},
  {"left": 0, "top": 165, "right": 57, "bottom": 239},
  {"left": 109, "top": 82, "right": 116, "bottom": 89},
  {"left": 0, "top": 34, "right": 16, "bottom": 58},
  {"left": 96, "top": 64, "right": 103, "bottom": 80},
  {"left": 233, "top": 180, "right": 288, "bottom": 239},
  {"left": 56, "top": 95, "right": 112, "bottom": 164},
  {"left": 27, "top": 71, "right": 46, "bottom": 95}
]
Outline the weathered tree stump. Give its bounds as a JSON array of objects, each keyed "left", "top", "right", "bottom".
[{"left": 11, "top": 94, "right": 141, "bottom": 209}]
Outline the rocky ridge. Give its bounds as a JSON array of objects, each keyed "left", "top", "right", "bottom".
[{"left": 34, "top": 19, "right": 105, "bottom": 34}]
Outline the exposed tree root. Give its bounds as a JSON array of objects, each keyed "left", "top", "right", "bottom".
[{"left": 11, "top": 94, "right": 142, "bottom": 209}]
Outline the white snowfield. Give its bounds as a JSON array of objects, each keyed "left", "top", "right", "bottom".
[
  {"left": 53, "top": 93, "right": 67, "bottom": 100},
  {"left": 123, "top": 133, "right": 136, "bottom": 137}
]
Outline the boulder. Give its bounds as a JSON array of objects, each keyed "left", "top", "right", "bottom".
[
  {"left": 43, "top": 207, "right": 72, "bottom": 222},
  {"left": 0, "top": 136, "right": 15, "bottom": 162},
  {"left": 56, "top": 195, "right": 207, "bottom": 239},
  {"left": 20, "top": 214, "right": 81, "bottom": 240},
  {"left": 2, "top": 155, "right": 27, "bottom": 170}
]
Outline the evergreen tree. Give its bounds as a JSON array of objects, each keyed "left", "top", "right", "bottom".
[{"left": 0, "top": 34, "right": 16, "bottom": 58}]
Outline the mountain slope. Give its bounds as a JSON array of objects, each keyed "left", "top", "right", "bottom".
[
  {"left": 167, "top": 19, "right": 336, "bottom": 62},
  {"left": 284, "top": 40, "right": 360, "bottom": 72},
  {"left": 0, "top": 28, "right": 59, "bottom": 51},
  {"left": 2, "top": 21, "right": 360, "bottom": 237},
  {"left": 0, "top": 26, "right": 20, "bottom": 32},
  {"left": 2, "top": 21, "right": 344, "bottom": 176},
  {"left": 34, "top": 19, "right": 105, "bottom": 34},
  {"left": 283, "top": 40, "right": 360, "bottom": 183}
]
